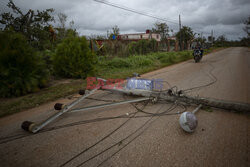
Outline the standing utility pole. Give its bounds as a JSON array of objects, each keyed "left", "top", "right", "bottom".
[
  {"left": 201, "top": 32, "right": 203, "bottom": 46},
  {"left": 179, "top": 14, "right": 182, "bottom": 51},
  {"left": 211, "top": 30, "right": 214, "bottom": 45}
]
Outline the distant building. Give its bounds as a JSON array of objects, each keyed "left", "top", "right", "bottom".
[
  {"left": 167, "top": 36, "right": 176, "bottom": 41},
  {"left": 118, "top": 30, "right": 161, "bottom": 42}
]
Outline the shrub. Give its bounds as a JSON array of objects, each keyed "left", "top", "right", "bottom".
[
  {"left": 53, "top": 35, "right": 97, "bottom": 78},
  {"left": 148, "top": 39, "right": 158, "bottom": 52},
  {"left": 39, "top": 49, "right": 54, "bottom": 74},
  {"left": 128, "top": 39, "right": 158, "bottom": 55},
  {"left": 127, "top": 55, "right": 154, "bottom": 67},
  {"left": 136, "top": 39, "right": 150, "bottom": 54},
  {"left": 128, "top": 41, "right": 137, "bottom": 55},
  {"left": 0, "top": 31, "right": 49, "bottom": 97},
  {"left": 178, "top": 51, "right": 192, "bottom": 61},
  {"left": 158, "top": 52, "right": 177, "bottom": 64},
  {"left": 168, "top": 54, "right": 176, "bottom": 63},
  {"left": 107, "top": 57, "right": 131, "bottom": 68}
]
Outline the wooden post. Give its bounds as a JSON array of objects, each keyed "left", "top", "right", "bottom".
[
  {"left": 167, "top": 39, "right": 170, "bottom": 52},
  {"left": 175, "top": 40, "right": 179, "bottom": 51},
  {"left": 187, "top": 41, "right": 190, "bottom": 50},
  {"left": 182, "top": 41, "right": 185, "bottom": 50}
]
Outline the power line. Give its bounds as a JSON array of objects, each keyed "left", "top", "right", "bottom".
[
  {"left": 93, "top": 0, "right": 211, "bottom": 36},
  {"left": 93, "top": 0, "right": 179, "bottom": 25}
]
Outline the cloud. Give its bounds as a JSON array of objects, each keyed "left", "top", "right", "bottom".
[{"left": 1, "top": 0, "right": 249, "bottom": 40}]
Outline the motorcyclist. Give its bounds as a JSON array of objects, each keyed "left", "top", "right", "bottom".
[
  {"left": 194, "top": 44, "right": 203, "bottom": 56},
  {"left": 193, "top": 43, "right": 203, "bottom": 62}
]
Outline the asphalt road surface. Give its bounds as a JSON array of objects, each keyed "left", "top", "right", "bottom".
[{"left": 0, "top": 47, "right": 249, "bottom": 167}]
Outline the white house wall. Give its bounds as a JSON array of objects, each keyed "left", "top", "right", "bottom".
[{"left": 120, "top": 33, "right": 161, "bottom": 42}]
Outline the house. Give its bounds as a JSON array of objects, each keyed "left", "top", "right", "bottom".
[
  {"left": 117, "top": 30, "right": 161, "bottom": 42},
  {"left": 167, "top": 36, "right": 176, "bottom": 41}
]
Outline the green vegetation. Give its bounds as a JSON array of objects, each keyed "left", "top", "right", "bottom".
[
  {"left": 176, "top": 26, "right": 195, "bottom": 49},
  {"left": 0, "top": 0, "right": 54, "bottom": 50},
  {"left": 101, "top": 39, "right": 159, "bottom": 57},
  {"left": 53, "top": 35, "right": 97, "bottom": 78},
  {"left": 0, "top": 31, "right": 49, "bottom": 97},
  {"left": 0, "top": 80, "right": 83, "bottom": 117},
  {"left": 128, "top": 39, "right": 158, "bottom": 55},
  {"left": 96, "top": 50, "right": 193, "bottom": 79},
  {"left": 0, "top": 0, "right": 246, "bottom": 117},
  {"left": 0, "top": 1, "right": 95, "bottom": 98},
  {"left": 152, "top": 22, "right": 169, "bottom": 41},
  {"left": 0, "top": 47, "right": 220, "bottom": 117},
  {"left": 0, "top": 50, "right": 195, "bottom": 117}
]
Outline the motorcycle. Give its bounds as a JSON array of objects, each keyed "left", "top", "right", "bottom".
[{"left": 193, "top": 48, "right": 203, "bottom": 63}]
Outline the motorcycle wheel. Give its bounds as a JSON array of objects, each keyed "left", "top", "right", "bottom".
[{"left": 194, "top": 56, "right": 200, "bottom": 63}]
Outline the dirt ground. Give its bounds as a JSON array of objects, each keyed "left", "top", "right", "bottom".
[{"left": 0, "top": 47, "right": 249, "bottom": 167}]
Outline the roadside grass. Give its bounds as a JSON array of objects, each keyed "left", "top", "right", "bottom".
[
  {"left": 0, "top": 80, "right": 84, "bottom": 117},
  {"left": 97, "top": 50, "right": 193, "bottom": 79},
  {"left": 0, "top": 47, "right": 221, "bottom": 118}
]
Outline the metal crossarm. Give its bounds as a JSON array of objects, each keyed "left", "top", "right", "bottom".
[
  {"left": 21, "top": 88, "right": 99, "bottom": 133},
  {"left": 69, "top": 97, "right": 150, "bottom": 113}
]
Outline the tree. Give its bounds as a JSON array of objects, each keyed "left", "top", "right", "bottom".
[
  {"left": 56, "top": 13, "right": 67, "bottom": 41},
  {"left": 152, "top": 22, "right": 169, "bottom": 41},
  {"left": 69, "top": 20, "right": 74, "bottom": 29},
  {"left": 208, "top": 36, "right": 215, "bottom": 43},
  {"left": 0, "top": 31, "right": 49, "bottom": 97},
  {"left": 195, "top": 37, "right": 206, "bottom": 44},
  {"left": 214, "top": 35, "right": 228, "bottom": 47},
  {"left": 241, "top": 16, "right": 250, "bottom": 46},
  {"left": 58, "top": 13, "right": 67, "bottom": 29},
  {"left": 216, "top": 35, "right": 227, "bottom": 42},
  {"left": 53, "top": 35, "right": 97, "bottom": 78},
  {"left": 243, "top": 16, "right": 250, "bottom": 37},
  {"left": 176, "top": 26, "right": 195, "bottom": 50},
  {"left": 109, "top": 25, "right": 120, "bottom": 39},
  {"left": 53, "top": 13, "right": 78, "bottom": 44},
  {"left": 0, "top": 0, "right": 54, "bottom": 50}
]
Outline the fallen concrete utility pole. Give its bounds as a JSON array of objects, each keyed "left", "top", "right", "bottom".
[
  {"left": 21, "top": 77, "right": 250, "bottom": 133},
  {"left": 107, "top": 89, "right": 250, "bottom": 113}
]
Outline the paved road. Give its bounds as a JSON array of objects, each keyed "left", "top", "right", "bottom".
[{"left": 0, "top": 47, "right": 249, "bottom": 167}]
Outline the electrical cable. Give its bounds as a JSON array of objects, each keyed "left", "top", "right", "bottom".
[
  {"left": 59, "top": 113, "right": 137, "bottom": 167},
  {"left": 75, "top": 88, "right": 183, "bottom": 167},
  {"left": 93, "top": 0, "right": 179, "bottom": 25},
  {"left": 0, "top": 96, "right": 181, "bottom": 145},
  {"left": 0, "top": 75, "right": 195, "bottom": 146},
  {"left": 0, "top": 113, "right": 132, "bottom": 145},
  {"left": 132, "top": 102, "right": 176, "bottom": 116},
  {"left": 75, "top": 102, "right": 176, "bottom": 167},
  {"left": 96, "top": 103, "right": 181, "bottom": 167},
  {"left": 181, "top": 62, "right": 217, "bottom": 93},
  {"left": 95, "top": 89, "right": 186, "bottom": 167},
  {"left": 0, "top": 94, "right": 125, "bottom": 145},
  {"left": 60, "top": 97, "right": 150, "bottom": 167},
  {"left": 93, "top": 0, "right": 212, "bottom": 36}
]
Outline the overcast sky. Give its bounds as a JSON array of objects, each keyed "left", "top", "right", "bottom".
[{"left": 0, "top": 0, "right": 249, "bottom": 40}]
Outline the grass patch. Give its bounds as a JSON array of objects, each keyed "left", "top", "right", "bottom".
[
  {"left": 0, "top": 47, "right": 221, "bottom": 117},
  {"left": 0, "top": 80, "right": 84, "bottom": 117},
  {"left": 202, "top": 106, "right": 213, "bottom": 112},
  {"left": 96, "top": 50, "right": 193, "bottom": 79}
]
